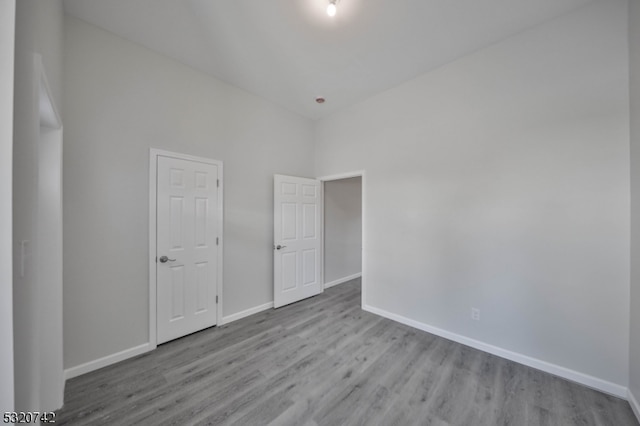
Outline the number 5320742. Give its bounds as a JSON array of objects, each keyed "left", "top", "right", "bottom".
[{"left": 3, "top": 412, "right": 56, "bottom": 423}]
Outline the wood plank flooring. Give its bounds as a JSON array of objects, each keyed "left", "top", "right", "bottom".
[{"left": 56, "top": 279, "right": 638, "bottom": 425}]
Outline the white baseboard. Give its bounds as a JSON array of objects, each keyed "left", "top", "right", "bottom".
[
  {"left": 362, "top": 304, "right": 627, "bottom": 398},
  {"left": 221, "top": 276, "right": 363, "bottom": 325},
  {"left": 63, "top": 302, "right": 275, "bottom": 380},
  {"left": 64, "top": 343, "right": 152, "bottom": 380},
  {"left": 221, "top": 302, "right": 273, "bottom": 325},
  {"left": 629, "top": 389, "right": 640, "bottom": 422},
  {"left": 324, "top": 273, "right": 362, "bottom": 289}
]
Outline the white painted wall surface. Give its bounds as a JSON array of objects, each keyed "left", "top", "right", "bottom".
[
  {"left": 13, "top": 0, "right": 64, "bottom": 412},
  {"left": 629, "top": 0, "right": 640, "bottom": 409},
  {"left": 62, "top": 18, "right": 314, "bottom": 369},
  {"left": 324, "top": 177, "right": 362, "bottom": 284},
  {"left": 315, "top": 0, "right": 630, "bottom": 388},
  {"left": 0, "top": 0, "right": 16, "bottom": 414}
]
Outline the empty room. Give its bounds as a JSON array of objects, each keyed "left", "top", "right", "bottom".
[{"left": 3, "top": 0, "right": 640, "bottom": 424}]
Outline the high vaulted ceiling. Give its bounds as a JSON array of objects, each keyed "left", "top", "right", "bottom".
[{"left": 63, "top": 0, "right": 593, "bottom": 119}]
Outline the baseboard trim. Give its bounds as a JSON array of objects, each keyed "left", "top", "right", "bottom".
[
  {"left": 629, "top": 389, "right": 640, "bottom": 422},
  {"left": 64, "top": 302, "right": 275, "bottom": 380},
  {"left": 64, "top": 343, "right": 152, "bottom": 380},
  {"left": 362, "top": 304, "right": 627, "bottom": 398},
  {"left": 221, "top": 302, "right": 274, "bottom": 325},
  {"left": 324, "top": 273, "right": 362, "bottom": 289}
]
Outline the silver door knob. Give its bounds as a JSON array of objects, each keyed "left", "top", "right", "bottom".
[
  {"left": 158, "top": 255, "right": 176, "bottom": 263},
  {"left": 275, "top": 245, "right": 287, "bottom": 250}
]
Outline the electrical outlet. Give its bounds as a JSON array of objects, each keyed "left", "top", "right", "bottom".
[{"left": 471, "top": 307, "right": 480, "bottom": 321}]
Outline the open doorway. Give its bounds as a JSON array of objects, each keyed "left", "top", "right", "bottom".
[{"left": 321, "top": 172, "right": 364, "bottom": 301}]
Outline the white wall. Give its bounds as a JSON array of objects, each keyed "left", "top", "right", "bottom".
[
  {"left": 316, "top": 0, "right": 630, "bottom": 390},
  {"left": 0, "top": 0, "right": 16, "bottom": 414},
  {"left": 324, "top": 177, "right": 362, "bottom": 284},
  {"left": 63, "top": 17, "right": 315, "bottom": 370},
  {"left": 13, "top": 0, "right": 65, "bottom": 412},
  {"left": 629, "top": 0, "right": 640, "bottom": 411}
]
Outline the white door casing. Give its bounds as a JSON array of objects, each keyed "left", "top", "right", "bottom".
[
  {"left": 274, "top": 175, "right": 322, "bottom": 308},
  {"left": 37, "top": 56, "right": 64, "bottom": 412},
  {"left": 155, "top": 153, "right": 221, "bottom": 344},
  {"left": 318, "top": 170, "right": 365, "bottom": 306}
]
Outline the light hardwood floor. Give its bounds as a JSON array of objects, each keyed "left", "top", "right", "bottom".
[{"left": 56, "top": 279, "right": 638, "bottom": 425}]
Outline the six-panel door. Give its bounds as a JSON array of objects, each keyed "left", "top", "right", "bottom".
[
  {"left": 157, "top": 156, "right": 218, "bottom": 344},
  {"left": 274, "top": 175, "right": 322, "bottom": 308}
]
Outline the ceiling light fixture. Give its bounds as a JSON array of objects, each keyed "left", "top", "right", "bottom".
[{"left": 327, "top": 0, "right": 338, "bottom": 17}]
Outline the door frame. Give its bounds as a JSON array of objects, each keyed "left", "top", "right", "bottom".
[
  {"left": 37, "top": 55, "right": 64, "bottom": 410},
  {"left": 148, "top": 148, "right": 224, "bottom": 349},
  {"left": 317, "top": 170, "right": 365, "bottom": 308}
]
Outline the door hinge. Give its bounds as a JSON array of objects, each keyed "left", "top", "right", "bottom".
[
  {"left": 217, "top": 179, "right": 219, "bottom": 188},
  {"left": 216, "top": 237, "right": 219, "bottom": 245},
  {"left": 216, "top": 295, "right": 219, "bottom": 304}
]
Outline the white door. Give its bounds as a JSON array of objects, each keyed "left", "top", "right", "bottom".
[
  {"left": 157, "top": 155, "right": 219, "bottom": 344},
  {"left": 274, "top": 175, "right": 322, "bottom": 308}
]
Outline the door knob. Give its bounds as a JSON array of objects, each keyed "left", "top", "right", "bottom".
[
  {"left": 275, "top": 245, "right": 287, "bottom": 250},
  {"left": 158, "top": 255, "right": 176, "bottom": 263}
]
